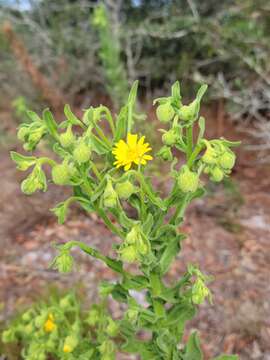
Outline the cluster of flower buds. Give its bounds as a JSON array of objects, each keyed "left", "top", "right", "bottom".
[
  {"left": 201, "top": 140, "right": 236, "bottom": 182},
  {"left": 98, "top": 339, "right": 116, "bottom": 360},
  {"left": 118, "top": 224, "right": 149, "bottom": 263}
]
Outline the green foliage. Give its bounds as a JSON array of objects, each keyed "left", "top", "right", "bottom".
[
  {"left": 1, "top": 293, "right": 120, "bottom": 359},
  {"left": 10, "top": 81, "right": 239, "bottom": 359}
]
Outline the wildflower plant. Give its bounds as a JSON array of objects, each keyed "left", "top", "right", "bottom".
[
  {"left": 2, "top": 293, "right": 118, "bottom": 359},
  {"left": 10, "top": 81, "right": 239, "bottom": 359}
]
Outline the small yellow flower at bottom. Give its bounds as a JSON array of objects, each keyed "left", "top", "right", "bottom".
[
  {"left": 112, "top": 133, "right": 153, "bottom": 171},
  {"left": 63, "top": 344, "right": 72, "bottom": 353},
  {"left": 44, "top": 313, "right": 56, "bottom": 332}
]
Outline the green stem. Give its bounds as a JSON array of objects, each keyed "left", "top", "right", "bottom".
[
  {"left": 101, "top": 106, "right": 116, "bottom": 136},
  {"left": 187, "top": 142, "right": 204, "bottom": 168},
  {"left": 97, "top": 207, "right": 125, "bottom": 240},
  {"left": 90, "top": 161, "right": 102, "bottom": 181},
  {"left": 63, "top": 240, "right": 126, "bottom": 276},
  {"left": 186, "top": 125, "right": 193, "bottom": 159}
]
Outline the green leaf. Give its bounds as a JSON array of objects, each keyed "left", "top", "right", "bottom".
[
  {"left": 160, "top": 236, "right": 181, "bottom": 275},
  {"left": 196, "top": 84, "right": 208, "bottom": 102},
  {"left": 10, "top": 151, "right": 36, "bottom": 171},
  {"left": 184, "top": 332, "right": 203, "bottom": 360},
  {"left": 128, "top": 80, "right": 139, "bottom": 105},
  {"left": 171, "top": 81, "right": 181, "bottom": 102},
  {"left": 198, "top": 117, "right": 205, "bottom": 142},
  {"left": 142, "top": 214, "right": 154, "bottom": 235},
  {"left": 90, "top": 134, "right": 111, "bottom": 155},
  {"left": 26, "top": 110, "right": 42, "bottom": 123},
  {"left": 122, "top": 275, "right": 149, "bottom": 291},
  {"left": 114, "top": 106, "right": 128, "bottom": 141},
  {"left": 64, "top": 104, "right": 82, "bottom": 126},
  {"left": 42, "top": 109, "right": 58, "bottom": 138},
  {"left": 220, "top": 139, "right": 241, "bottom": 147}
]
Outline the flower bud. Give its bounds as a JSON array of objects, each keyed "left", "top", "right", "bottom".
[
  {"left": 21, "top": 166, "right": 46, "bottom": 195},
  {"left": 156, "top": 102, "right": 175, "bottom": 123},
  {"left": 51, "top": 163, "right": 70, "bottom": 185},
  {"left": 115, "top": 180, "right": 136, "bottom": 200},
  {"left": 219, "top": 151, "right": 235, "bottom": 170},
  {"left": 59, "top": 295, "right": 72, "bottom": 310},
  {"left": 2, "top": 329, "right": 16, "bottom": 343},
  {"left": 73, "top": 141, "right": 91, "bottom": 164},
  {"left": 53, "top": 251, "right": 74, "bottom": 273},
  {"left": 59, "top": 126, "right": 75, "bottom": 148},
  {"left": 126, "top": 226, "right": 139, "bottom": 244},
  {"left": 162, "top": 129, "right": 178, "bottom": 146},
  {"left": 192, "top": 278, "right": 211, "bottom": 305},
  {"left": 99, "top": 340, "right": 115, "bottom": 358},
  {"left": 126, "top": 308, "right": 138, "bottom": 323},
  {"left": 17, "top": 126, "right": 29, "bottom": 142},
  {"left": 210, "top": 166, "right": 224, "bottom": 182},
  {"left": 25, "top": 323, "right": 35, "bottom": 335},
  {"left": 87, "top": 307, "right": 99, "bottom": 326},
  {"left": 178, "top": 104, "right": 195, "bottom": 122},
  {"left": 106, "top": 318, "right": 119, "bottom": 337},
  {"left": 103, "top": 180, "right": 118, "bottom": 208},
  {"left": 202, "top": 146, "right": 216, "bottom": 165},
  {"left": 119, "top": 245, "right": 137, "bottom": 263},
  {"left": 63, "top": 334, "right": 78, "bottom": 353},
  {"left": 178, "top": 166, "right": 199, "bottom": 193},
  {"left": 22, "top": 310, "right": 32, "bottom": 323},
  {"left": 157, "top": 145, "right": 173, "bottom": 161},
  {"left": 44, "top": 314, "right": 56, "bottom": 333},
  {"left": 137, "top": 235, "right": 148, "bottom": 256}
]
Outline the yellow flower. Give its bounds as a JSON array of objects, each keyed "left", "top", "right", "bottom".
[
  {"left": 112, "top": 133, "right": 153, "bottom": 171},
  {"left": 44, "top": 313, "right": 56, "bottom": 333},
  {"left": 63, "top": 344, "right": 72, "bottom": 353}
]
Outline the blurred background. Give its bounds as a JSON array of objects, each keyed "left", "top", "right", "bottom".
[{"left": 0, "top": 1, "right": 270, "bottom": 359}]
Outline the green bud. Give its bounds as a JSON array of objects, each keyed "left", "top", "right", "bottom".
[
  {"left": 21, "top": 165, "right": 46, "bottom": 195},
  {"left": 103, "top": 180, "right": 118, "bottom": 208},
  {"left": 99, "top": 340, "right": 115, "bottom": 357},
  {"left": 73, "top": 141, "right": 91, "bottom": 164},
  {"left": 59, "top": 295, "right": 72, "bottom": 310},
  {"left": 25, "top": 323, "right": 35, "bottom": 335},
  {"left": 2, "top": 329, "right": 16, "bottom": 343},
  {"left": 34, "top": 314, "right": 46, "bottom": 328},
  {"left": 17, "top": 126, "right": 29, "bottom": 141},
  {"left": 51, "top": 163, "right": 70, "bottom": 185},
  {"left": 106, "top": 318, "right": 119, "bottom": 337},
  {"left": 126, "top": 226, "right": 139, "bottom": 244},
  {"left": 162, "top": 129, "right": 178, "bottom": 146},
  {"left": 63, "top": 334, "right": 78, "bottom": 353},
  {"left": 59, "top": 126, "right": 75, "bottom": 148},
  {"left": 210, "top": 166, "right": 224, "bottom": 182},
  {"left": 22, "top": 310, "right": 32, "bottom": 323},
  {"left": 115, "top": 180, "right": 136, "bottom": 199},
  {"left": 86, "top": 307, "right": 99, "bottom": 326},
  {"left": 192, "top": 278, "right": 212, "bottom": 305},
  {"left": 126, "top": 308, "right": 138, "bottom": 323},
  {"left": 119, "top": 245, "right": 137, "bottom": 263},
  {"left": 156, "top": 102, "right": 175, "bottom": 123},
  {"left": 202, "top": 146, "right": 216, "bottom": 165},
  {"left": 137, "top": 238, "right": 148, "bottom": 256},
  {"left": 178, "top": 166, "right": 199, "bottom": 193},
  {"left": 157, "top": 145, "right": 173, "bottom": 161},
  {"left": 52, "top": 251, "right": 74, "bottom": 273},
  {"left": 219, "top": 151, "right": 235, "bottom": 170},
  {"left": 178, "top": 104, "right": 195, "bottom": 122}
]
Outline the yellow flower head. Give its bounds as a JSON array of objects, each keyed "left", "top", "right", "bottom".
[
  {"left": 44, "top": 313, "right": 56, "bottom": 333},
  {"left": 112, "top": 133, "right": 153, "bottom": 171},
  {"left": 63, "top": 344, "right": 72, "bottom": 353}
]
